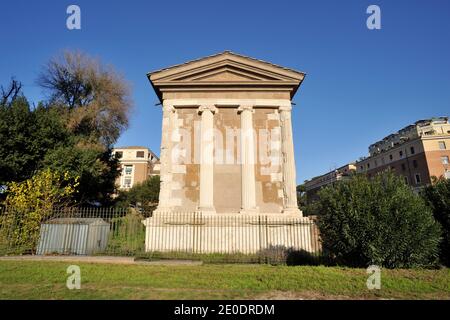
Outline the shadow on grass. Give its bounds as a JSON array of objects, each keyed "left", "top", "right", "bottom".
[{"left": 135, "top": 245, "right": 325, "bottom": 266}]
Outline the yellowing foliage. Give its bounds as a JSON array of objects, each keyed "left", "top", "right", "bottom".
[{"left": 1, "top": 168, "right": 79, "bottom": 252}]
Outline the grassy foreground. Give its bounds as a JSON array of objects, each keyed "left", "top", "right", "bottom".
[{"left": 0, "top": 260, "right": 449, "bottom": 300}]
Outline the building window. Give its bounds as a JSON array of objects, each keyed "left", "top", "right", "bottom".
[
  {"left": 374, "top": 160, "right": 378, "bottom": 167},
  {"left": 404, "top": 176, "right": 409, "bottom": 185},
  {"left": 415, "top": 174, "right": 421, "bottom": 184},
  {"left": 401, "top": 163, "right": 406, "bottom": 171},
  {"left": 439, "top": 141, "right": 446, "bottom": 150},
  {"left": 124, "top": 165, "right": 133, "bottom": 175},
  {"left": 115, "top": 151, "right": 123, "bottom": 159},
  {"left": 124, "top": 178, "right": 132, "bottom": 188},
  {"left": 445, "top": 171, "right": 450, "bottom": 180},
  {"left": 442, "top": 156, "right": 449, "bottom": 165},
  {"left": 410, "top": 146, "right": 415, "bottom": 155},
  {"left": 399, "top": 150, "right": 403, "bottom": 158},
  {"left": 367, "top": 163, "right": 370, "bottom": 169},
  {"left": 389, "top": 154, "right": 393, "bottom": 161},
  {"left": 360, "top": 166, "right": 363, "bottom": 171},
  {"left": 413, "top": 160, "right": 418, "bottom": 168},
  {"left": 136, "top": 151, "right": 145, "bottom": 158}
]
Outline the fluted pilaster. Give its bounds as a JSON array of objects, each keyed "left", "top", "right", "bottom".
[
  {"left": 279, "top": 105, "right": 302, "bottom": 216},
  {"left": 154, "top": 103, "right": 176, "bottom": 214},
  {"left": 197, "top": 105, "right": 217, "bottom": 214},
  {"left": 238, "top": 105, "right": 258, "bottom": 214}
]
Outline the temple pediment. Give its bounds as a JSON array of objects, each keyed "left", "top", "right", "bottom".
[{"left": 148, "top": 51, "right": 306, "bottom": 101}]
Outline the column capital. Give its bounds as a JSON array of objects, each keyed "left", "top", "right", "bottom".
[
  {"left": 198, "top": 105, "right": 217, "bottom": 115},
  {"left": 162, "top": 103, "right": 176, "bottom": 113},
  {"left": 237, "top": 105, "right": 254, "bottom": 114},
  {"left": 278, "top": 105, "right": 292, "bottom": 113}
]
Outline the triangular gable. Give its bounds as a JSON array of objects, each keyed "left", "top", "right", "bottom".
[{"left": 147, "top": 51, "right": 306, "bottom": 101}]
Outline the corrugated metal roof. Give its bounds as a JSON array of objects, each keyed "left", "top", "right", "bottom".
[{"left": 44, "top": 218, "right": 109, "bottom": 225}]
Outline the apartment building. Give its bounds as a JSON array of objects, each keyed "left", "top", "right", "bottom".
[
  {"left": 112, "top": 146, "right": 160, "bottom": 190},
  {"left": 356, "top": 117, "right": 450, "bottom": 187},
  {"left": 304, "top": 163, "right": 356, "bottom": 203},
  {"left": 303, "top": 117, "right": 450, "bottom": 203}
]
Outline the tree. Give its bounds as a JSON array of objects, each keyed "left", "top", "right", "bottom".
[
  {"left": 317, "top": 171, "right": 441, "bottom": 268},
  {"left": 422, "top": 178, "right": 450, "bottom": 266},
  {"left": 1, "top": 168, "right": 79, "bottom": 252},
  {"left": 1, "top": 78, "right": 22, "bottom": 106},
  {"left": 43, "top": 145, "right": 120, "bottom": 205},
  {"left": 34, "top": 51, "right": 132, "bottom": 204},
  {"left": 296, "top": 184, "right": 306, "bottom": 207},
  {"left": 37, "top": 51, "right": 132, "bottom": 146},
  {"left": 115, "top": 176, "right": 160, "bottom": 214},
  {"left": 0, "top": 92, "right": 72, "bottom": 186},
  {"left": 1, "top": 50, "right": 132, "bottom": 205},
  {"left": 0, "top": 96, "right": 36, "bottom": 184}
]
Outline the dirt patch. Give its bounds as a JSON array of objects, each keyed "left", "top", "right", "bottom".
[{"left": 252, "top": 290, "right": 383, "bottom": 300}]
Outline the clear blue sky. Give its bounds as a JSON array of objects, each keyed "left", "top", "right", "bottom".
[{"left": 1, "top": 0, "right": 449, "bottom": 184}]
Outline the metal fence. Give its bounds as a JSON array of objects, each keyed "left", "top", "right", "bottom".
[
  {"left": 0, "top": 207, "right": 146, "bottom": 256},
  {"left": 0, "top": 207, "right": 323, "bottom": 264}
]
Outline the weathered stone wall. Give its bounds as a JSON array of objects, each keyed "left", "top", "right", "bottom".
[
  {"left": 166, "top": 106, "right": 285, "bottom": 214},
  {"left": 213, "top": 107, "right": 242, "bottom": 213},
  {"left": 254, "top": 108, "right": 284, "bottom": 213},
  {"left": 173, "top": 107, "right": 201, "bottom": 211}
]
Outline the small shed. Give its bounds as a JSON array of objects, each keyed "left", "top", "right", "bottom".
[{"left": 36, "top": 218, "right": 110, "bottom": 255}]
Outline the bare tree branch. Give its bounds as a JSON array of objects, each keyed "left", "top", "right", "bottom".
[
  {"left": 1, "top": 78, "right": 22, "bottom": 106},
  {"left": 36, "top": 51, "right": 132, "bottom": 146}
]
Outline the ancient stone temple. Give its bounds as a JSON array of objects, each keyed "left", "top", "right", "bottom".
[
  {"left": 149, "top": 51, "right": 304, "bottom": 216},
  {"left": 143, "top": 51, "right": 318, "bottom": 254}
]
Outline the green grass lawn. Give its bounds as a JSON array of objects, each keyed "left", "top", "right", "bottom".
[{"left": 0, "top": 260, "right": 449, "bottom": 300}]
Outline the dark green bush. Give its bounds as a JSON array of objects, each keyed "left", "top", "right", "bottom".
[
  {"left": 317, "top": 171, "right": 441, "bottom": 268},
  {"left": 422, "top": 178, "right": 450, "bottom": 266},
  {"left": 106, "top": 210, "right": 145, "bottom": 255},
  {"left": 114, "top": 176, "right": 159, "bottom": 215}
]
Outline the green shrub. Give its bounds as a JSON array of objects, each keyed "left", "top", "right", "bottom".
[
  {"left": 422, "top": 178, "right": 450, "bottom": 266},
  {"left": 114, "top": 176, "right": 159, "bottom": 215},
  {"left": 1, "top": 169, "right": 78, "bottom": 253},
  {"left": 317, "top": 171, "right": 441, "bottom": 268},
  {"left": 105, "top": 210, "right": 145, "bottom": 255}
]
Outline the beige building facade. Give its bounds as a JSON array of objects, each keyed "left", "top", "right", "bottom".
[
  {"left": 113, "top": 146, "right": 160, "bottom": 190},
  {"left": 147, "top": 51, "right": 305, "bottom": 216},
  {"left": 303, "top": 117, "right": 450, "bottom": 203},
  {"left": 356, "top": 117, "right": 450, "bottom": 187},
  {"left": 304, "top": 163, "right": 356, "bottom": 203}
]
